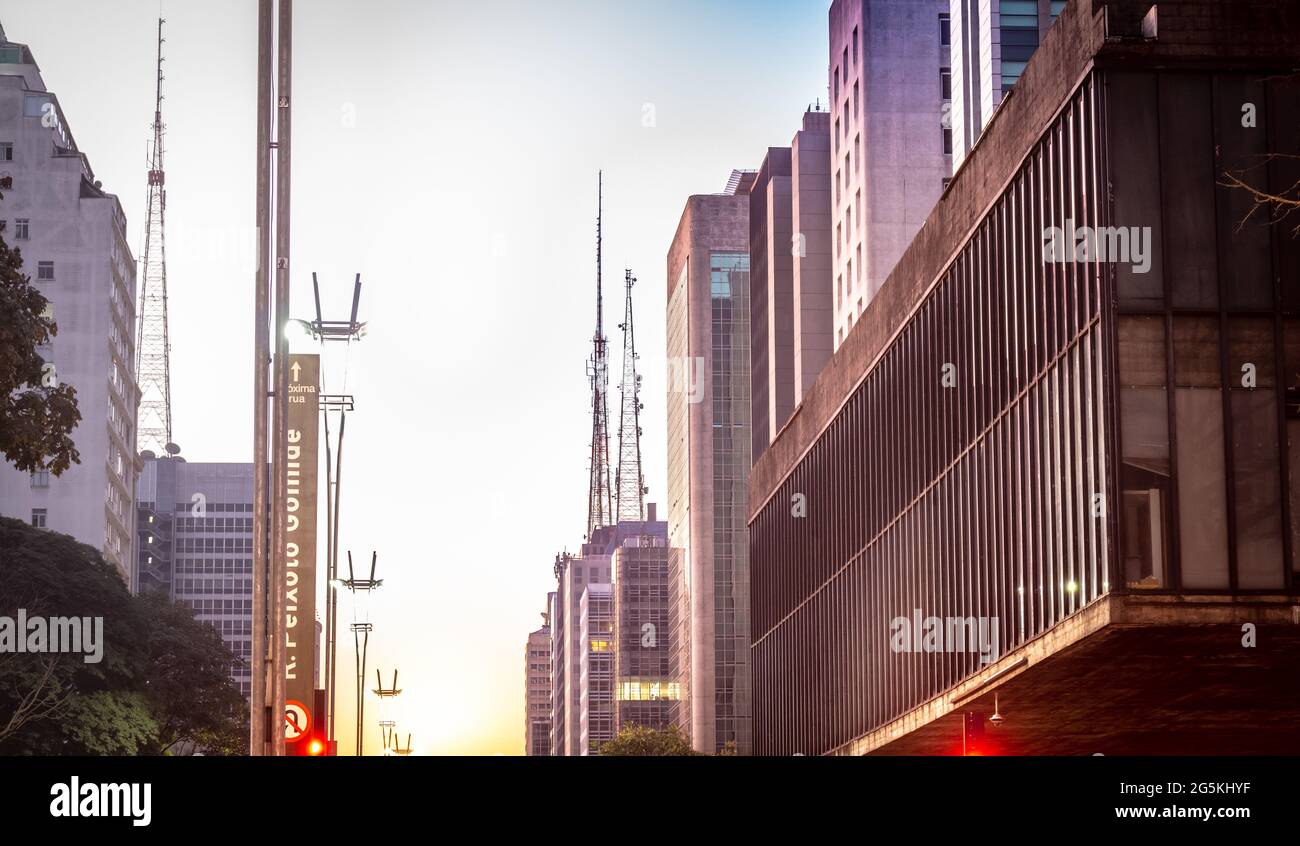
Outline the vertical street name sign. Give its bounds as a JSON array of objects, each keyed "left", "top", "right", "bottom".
[{"left": 284, "top": 352, "right": 319, "bottom": 742}]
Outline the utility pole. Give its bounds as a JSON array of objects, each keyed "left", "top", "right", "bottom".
[
  {"left": 250, "top": 0, "right": 273, "bottom": 757},
  {"left": 252, "top": 0, "right": 292, "bottom": 756},
  {"left": 340, "top": 551, "right": 382, "bottom": 755},
  {"left": 313, "top": 272, "right": 365, "bottom": 752}
]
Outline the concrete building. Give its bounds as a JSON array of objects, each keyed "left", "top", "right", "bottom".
[
  {"left": 949, "top": 0, "right": 1068, "bottom": 169},
  {"left": 666, "top": 176, "right": 753, "bottom": 754},
  {"left": 828, "top": 0, "right": 950, "bottom": 348},
  {"left": 611, "top": 534, "right": 679, "bottom": 733},
  {"left": 0, "top": 26, "right": 139, "bottom": 582},
  {"left": 524, "top": 617, "right": 552, "bottom": 756},
  {"left": 137, "top": 458, "right": 253, "bottom": 697},
  {"left": 578, "top": 583, "right": 614, "bottom": 754},
  {"left": 749, "top": 0, "right": 1300, "bottom": 756},
  {"left": 751, "top": 110, "right": 835, "bottom": 459},
  {"left": 550, "top": 513, "right": 667, "bottom": 755},
  {"left": 749, "top": 147, "right": 792, "bottom": 460},
  {"left": 790, "top": 110, "right": 834, "bottom": 407}
]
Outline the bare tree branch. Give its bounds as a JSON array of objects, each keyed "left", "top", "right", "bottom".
[{"left": 0, "top": 655, "right": 72, "bottom": 743}]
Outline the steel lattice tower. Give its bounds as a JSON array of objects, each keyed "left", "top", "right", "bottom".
[
  {"left": 135, "top": 17, "right": 173, "bottom": 456},
  {"left": 586, "top": 173, "right": 612, "bottom": 539},
  {"left": 615, "top": 268, "right": 645, "bottom": 522}
]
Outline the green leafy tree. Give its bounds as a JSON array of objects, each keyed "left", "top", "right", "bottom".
[
  {"left": 0, "top": 224, "right": 81, "bottom": 475},
  {"left": 0, "top": 517, "right": 248, "bottom": 755},
  {"left": 137, "top": 590, "right": 249, "bottom": 756},
  {"left": 599, "top": 724, "right": 700, "bottom": 756}
]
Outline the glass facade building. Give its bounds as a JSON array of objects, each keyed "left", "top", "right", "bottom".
[
  {"left": 749, "top": 18, "right": 1300, "bottom": 754},
  {"left": 612, "top": 539, "right": 679, "bottom": 732},
  {"left": 666, "top": 186, "right": 754, "bottom": 754},
  {"left": 137, "top": 459, "right": 255, "bottom": 697}
]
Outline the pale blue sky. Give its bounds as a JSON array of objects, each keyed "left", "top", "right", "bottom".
[{"left": 0, "top": 0, "right": 828, "bottom": 754}]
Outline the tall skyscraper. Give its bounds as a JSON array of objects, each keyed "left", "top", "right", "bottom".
[
  {"left": 828, "top": 0, "right": 950, "bottom": 348},
  {"left": 0, "top": 27, "right": 139, "bottom": 582},
  {"left": 666, "top": 175, "right": 753, "bottom": 754},
  {"left": 578, "top": 583, "right": 614, "bottom": 754},
  {"left": 949, "top": 0, "right": 1067, "bottom": 169},
  {"left": 550, "top": 514, "right": 667, "bottom": 755},
  {"left": 790, "top": 109, "right": 834, "bottom": 406},
  {"left": 749, "top": 147, "right": 793, "bottom": 460},
  {"left": 611, "top": 528, "right": 679, "bottom": 733},
  {"left": 750, "top": 109, "right": 835, "bottom": 459},
  {"left": 524, "top": 617, "right": 552, "bottom": 756},
  {"left": 137, "top": 458, "right": 254, "bottom": 696}
]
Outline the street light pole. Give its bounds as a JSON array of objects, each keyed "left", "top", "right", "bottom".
[
  {"left": 250, "top": 0, "right": 273, "bottom": 757},
  {"left": 268, "top": 0, "right": 293, "bottom": 757}
]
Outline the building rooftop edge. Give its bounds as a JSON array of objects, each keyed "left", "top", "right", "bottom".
[{"left": 747, "top": 0, "right": 1300, "bottom": 522}]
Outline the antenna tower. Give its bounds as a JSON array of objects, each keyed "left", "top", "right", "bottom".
[
  {"left": 615, "top": 269, "right": 645, "bottom": 521},
  {"left": 585, "top": 172, "right": 612, "bottom": 538},
  {"left": 136, "top": 17, "right": 174, "bottom": 455}
]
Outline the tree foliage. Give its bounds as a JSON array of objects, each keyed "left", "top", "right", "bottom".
[
  {"left": 599, "top": 724, "right": 701, "bottom": 756},
  {"left": 0, "top": 225, "right": 81, "bottom": 475},
  {"left": 0, "top": 517, "right": 248, "bottom": 755}
]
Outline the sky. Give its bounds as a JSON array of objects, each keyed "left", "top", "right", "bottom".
[{"left": 0, "top": 0, "right": 828, "bottom": 755}]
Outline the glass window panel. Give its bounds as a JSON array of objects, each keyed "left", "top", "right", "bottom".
[
  {"left": 1109, "top": 73, "right": 1164, "bottom": 307},
  {"left": 1161, "top": 74, "right": 1218, "bottom": 309},
  {"left": 1119, "top": 316, "right": 1170, "bottom": 588},
  {"left": 1231, "top": 390, "right": 1284, "bottom": 588},
  {"left": 1227, "top": 318, "right": 1276, "bottom": 389},
  {"left": 1215, "top": 74, "right": 1272, "bottom": 310},
  {"left": 1174, "top": 316, "right": 1222, "bottom": 388},
  {"left": 1176, "top": 390, "right": 1231, "bottom": 588}
]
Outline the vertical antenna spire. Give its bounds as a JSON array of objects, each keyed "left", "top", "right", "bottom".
[
  {"left": 136, "top": 16, "right": 174, "bottom": 455},
  {"left": 616, "top": 268, "right": 645, "bottom": 522},
  {"left": 586, "top": 172, "right": 612, "bottom": 538}
]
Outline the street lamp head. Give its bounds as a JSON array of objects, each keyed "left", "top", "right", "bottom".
[{"left": 284, "top": 318, "right": 319, "bottom": 344}]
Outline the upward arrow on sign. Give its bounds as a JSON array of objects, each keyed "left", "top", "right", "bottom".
[{"left": 291, "top": 361, "right": 301, "bottom": 382}]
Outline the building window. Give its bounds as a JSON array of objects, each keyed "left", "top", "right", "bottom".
[
  {"left": 1119, "top": 316, "right": 1170, "bottom": 589},
  {"left": 1173, "top": 317, "right": 1229, "bottom": 589},
  {"left": 31, "top": 508, "right": 47, "bottom": 529},
  {"left": 14, "top": 218, "right": 28, "bottom": 239},
  {"left": 37, "top": 260, "right": 54, "bottom": 281},
  {"left": 940, "top": 13, "right": 950, "bottom": 46},
  {"left": 943, "top": 126, "right": 953, "bottom": 155},
  {"left": 852, "top": 26, "right": 858, "bottom": 64},
  {"left": 941, "top": 68, "right": 952, "bottom": 100},
  {"left": 30, "top": 469, "right": 49, "bottom": 488},
  {"left": 0, "top": 142, "right": 11, "bottom": 161}
]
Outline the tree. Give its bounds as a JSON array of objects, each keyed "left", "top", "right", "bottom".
[
  {"left": 1220, "top": 73, "right": 1300, "bottom": 239},
  {"left": 599, "top": 724, "right": 700, "bottom": 756},
  {"left": 0, "top": 222, "right": 81, "bottom": 475},
  {"left": 0, "top": 517, "right": 248, "bottom": 755},
  {"left": 137, "top": 590, "right": 249, "bottom": 756}
]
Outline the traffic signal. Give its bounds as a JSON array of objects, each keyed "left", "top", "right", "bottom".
[
  {"left": 288, "top": 689, "right": 333, "bottom": 756},
  {"left": 963, "top": 711, "right": 986, "bottom": 756}
]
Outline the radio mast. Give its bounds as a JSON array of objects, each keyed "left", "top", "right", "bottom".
[
  {"left": 615, "top": 269, "right": 645, "bottom": 522},
  {"left": 136, "top": 17, "right": 174, "bottom": 455},
  {"left": 585, "top": 173, "right": 613, "bottom": 538}
]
